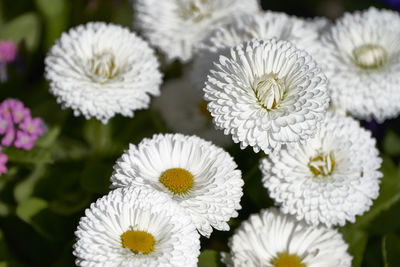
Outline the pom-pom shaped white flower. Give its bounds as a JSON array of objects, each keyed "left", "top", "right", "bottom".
[
  {"left": 73, "top": 186, "right": 200, "bottom": 267},
  {"left": 153, "top": 73, "right": 232, "bottom": 147},
  {"left": 316, "top": 7, "right": 400, "bottom": 122},
  {"left": 260, "top": 112, "right": 382, "bottom": 227},
  {"left": 45, "top": 22, "right": 162, "bottom": 123},
  {"left": 111, "top": 133, "right": 243, "bottom": 237},
  {"left": 221, "top": 208, "right": 352, "bottom": 267},
  {"left": 133, "top": 0, "right": 259, "bottom": 62},
  {"left": 204, "top": 39, "right": 329, "bottom": 154},
  {"left": 191, "top": 11, "right": 323, "bottom": 90}
]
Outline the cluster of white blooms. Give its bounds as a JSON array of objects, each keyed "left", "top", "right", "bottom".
[{"left": 44, "top": 1, "right": 399, "bottom": 266}]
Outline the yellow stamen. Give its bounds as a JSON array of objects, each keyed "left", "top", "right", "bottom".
[
  {"left": 272, "top": 252, "right": 306, "bottom": 267},
  {"left": 160, "top": 168, "right": 194, "bottom": 194},
  {"left": 353, "top": 44, "right": 387, "bottom": 69},
  {"left": 309, "top": 153, "right": 335, "bottom": 176},
  {"left": 121, "top": 230, "right": 155, "bottom": 254}
]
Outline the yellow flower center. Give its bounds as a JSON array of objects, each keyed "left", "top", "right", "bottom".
[
  {"left": 180, "top": 0, "right": 212, "bottom": 22},
  {"left": 353, "top": 44, "right": 387, "bottom": 69},
  {"left": 272, "top": 252, "right": 306, "bottom": 267},
  {"left": 121, "top": 230, "right": 155, "bottom": 255},
  {"left": 254, "top": 74, "right": 285, "bottom": 110},
  {"left": 89, "top": 52, "right": 119, "bottom": 82},
  {"left": 160, "top": 168, "right": 194, "bottom": 194},
  {"left": 309, "top": 153, "right": 335, "bottom": 176}
]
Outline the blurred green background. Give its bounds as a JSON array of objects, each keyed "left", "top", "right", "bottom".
[{"left": 0, "top": 0, "right": 400, "bottom": 266}]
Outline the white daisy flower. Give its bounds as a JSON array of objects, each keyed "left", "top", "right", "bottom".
[
  {"left": 133, "top": 0, "right": 260, "bottom": 62},
  {"left": 260, "top": 111, "right": 382, "bottom": 227},
  {"left": 73, "top": 186, "right": 200, "bottom": 267},
  {"left": 45, "top": 22, "right": 162, "bottom": 123},
  {"left": 204, "top": 39, "right": 329, "bottom": 154},
  {"left": 316, "top": 7, "right": 400, "bottom": 122},
  {"left": 152, "top": 73, "right": 232, "bottom": 147},
  {"left": 191, "top": 11, "right": 323, "bottom": 90},
  {"left": 111, "top": 133, "right": 243, "bottom": 237},
  {"left": 221, "top": 208, "right": 352, "bottom": 267}
]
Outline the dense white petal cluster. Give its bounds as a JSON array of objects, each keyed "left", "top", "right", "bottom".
[
  {"left": 133, "top": 0, "right": 260, "bottom": 62},
  {"left": 260, "top": 112, "right": 382, "bottom": 227},
  {"left": 73, "top": 186, "right": 200, "bottom": 267},
  {"left": 316, "top": 7, "right": 400, "bottom": 122},
  {"left": 111, "top": 133, "right": 243, "bottom": 237},
  {"left": 191, "top": 11, "right": 323, "bottom": 89},
  {"left": 221, "top": 208, "right": 352, "bottom": 267},
  {"left": 204, "top": 39, "right": 329, "bottom": 154},
  {"left": 153, "top": 74, "right": 232, "bottom": 147},
  {"left": 45, "top": 22, "right": 162, "bottom": 123}
]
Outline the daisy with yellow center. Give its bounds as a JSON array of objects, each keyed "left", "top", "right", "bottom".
[
  {"left": 111, "top": 133, "right": 243, "bottom": 237},
  {"left": 73, "top": 186, "right": 200, "bottom": 267},
  {"left": 221, "top": 208, "right": 352, "bottom": 267},
  {"left": 260, "top": 111, "right": 382, "bottom": 227}
]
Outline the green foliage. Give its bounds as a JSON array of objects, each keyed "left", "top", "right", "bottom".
[
  {"left": 382, "top": 233, "right": 400, "bottom": 267},
  {"left": 198, "top": 250, "right": 223, "bottom": 267},
  {"left": 0, "top": 13, "right": 41, "bottom": 51}
]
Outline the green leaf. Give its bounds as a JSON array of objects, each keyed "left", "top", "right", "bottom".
[
  {"left": 382, "top": 233, "right": 400, "bottom": 267},
  {"left": 16, "top": 197, "right": 50, "bottom": 239},
  {"left": 383, "top": 131, "right": 400, "bottom": 156},
  {"left": 34, "top": 0, "right": 68, "bottom": 49},
  {"left": 355, "top": 155, "right": 400, "bottom": 228},
  {"left": 16, "top": 197, "right": 48, "bottom": 224},
  {"left": 340, "top": 227, "right": 368, "bottom": 267},
  {"left": 198, "top": 250, "right": 223, "bottom": 267},
  {"left": 83, "top": 119, "right": 121, "bottom": 156},
  {"left": 14, "top": 165, "right": 46, "bottom": 203},
  {"left": 0, "top": 13, "right": 41, "bottom": 51},
  {"left": 35, "top": 0, "right": 65, "bottom": 17},
  {"left": 3, "top": 146, "right": 52, "bottom": 164},
  {"left": 35, "top": 126, "right": 61, "bottom": 148}
]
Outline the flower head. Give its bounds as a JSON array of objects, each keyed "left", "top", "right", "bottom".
[
  {"left": 45, "top": 22, "right": 162, "bottom": 123},
  {"left": 204, "top": 39, "right": 329, "bottom": 154},
  {"left": 221, "top": 208, "right": 352, "bottom": 267},
  {"left": 73, "top": 186, "right": 200, "bottom": 266},
  {"left": 192, "top": 11, "right": 323, "bottom": 90},
  {"left": 260, "top": 111, "right": 382, "bottom": 227},
  {"left": 0, "top": 99, "right": 45, "bottom": 150},
  {"left": 152, "top": 73, "right": 232, "bottom": 147},
  {"left": 316, "top": 7, "right": 400, "bottom": 122},
  {"left": 111, "top": 133, "right": 243, "bottom": 237},
  {"left": 133, "top": 0, "right": 259, "bottom": 62}
]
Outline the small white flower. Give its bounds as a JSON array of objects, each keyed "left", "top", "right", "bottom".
[
  {"left": 111, "top": 133, "right": 243, "bottom": 237},
  {"left": 45, "top": 22, "right": 162, "bottom": 123},
  {"left": 133, "top": 0, "right": 260, "bottom": 62},
  {"left": 73, "top": 186, "right": 200, "bottom": 267},
  {"left": 204, "top": 39, "right": 329, "bottom": 154},
  {"left": 152, "top": 73, "right": 232, "bottom": 147},
  {"left": 316, "top": 7, "right": 400, "bottom": 122},
  {"left": 221, "top": 208, "right": 352, "bottom": 267},
  {"left": 191, "top": 11, "right": 323, "bottom": 90},
  {"left": 260, "top": 111, "right": 382, "bottom": 227}
]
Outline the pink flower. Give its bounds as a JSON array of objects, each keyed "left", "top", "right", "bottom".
[
  {"left": 0, "top": 152, "right": 7, "bottom": 176},
  {"left": 19, "top": 117, "right": 44, "bottom": 137},
  {"left": 0, "top": 100, "right": 13, "bottom": 120},
  {"left": 11, "top": 101, "right": 31, "bottom": 123},
  {"left": 1, "top": 128, "right": 15, "bottom": 147},
  {"left": 14, "top": 130, "right": 37, "bottom": 150},
  {"left": 0, "top": 117, "right": 10, "bottom": 134},
  {"left": 0, "top": 41, "right": 18, "bottom": 63}
]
